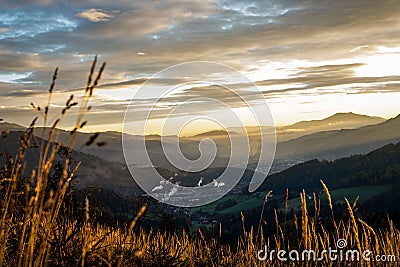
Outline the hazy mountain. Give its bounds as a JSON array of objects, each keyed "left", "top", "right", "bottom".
[
  {"left": 1, "top": 123, "right": 232, "bottom": 170},
  {"left": 0, "top": 122, "right": 26, "bottom": 131},
  {"left": 0, "top": 131, "right": 140, "bottom": 195},
  {"left": 276, "top": 112, "right": 385, "bottom": 142},
  {"left": 191, "top": 113, "right": 388, "bottom": 164},
  {"left": 222, "top": 113, "right": 385, "bottom": 142},
  {"left": 0, "top": 130, "right": 257, "bottom": 197},
  {"left": 1, "top": 112, "right": 393, "bottom": 171},
  {"left": 192, "top": 130, "right": 239, "bottom": 138},
  {"left": 275, "top": 114, "right": 400, "bottom": 160}
]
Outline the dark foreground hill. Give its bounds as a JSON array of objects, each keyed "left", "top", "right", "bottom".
[{"left": 262, "top": 141, "right": 400, "bottom": 207}]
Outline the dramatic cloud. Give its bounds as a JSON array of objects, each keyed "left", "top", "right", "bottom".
[
  {"left": 76, "top": 9, "right": 113, "bottom": 22},
  {"left": 0, "top": 0, "right": 400, "bottom": 129}
]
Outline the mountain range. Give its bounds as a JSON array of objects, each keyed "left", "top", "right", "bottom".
[
  {"left": 275, "top": 112, "right": 385, "bottom": 142},
  {"left": 1, "top": 112, "right": 399, "bottom": 194},
  {"left": 275, "top": 114, "right": 400, "bottom": 160},
  {"left": 0, "top": 130, "right": 140, "bottom": 195},
  {"left": 194, "top": 113, "right": 399, "bottom": 164}
]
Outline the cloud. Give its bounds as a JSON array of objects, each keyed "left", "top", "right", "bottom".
[
  {"left": 0, "top": 11, "right": 77, "bottom": 40},
  {"left": 1, "top": 0, "right": 400, "bottom": 129},
  {"left": 0, "top": 51, "right": 41, "bottom": 72},
  {"left": 0, "top": 72, "right": 32, "bottom": 84},
  {"left": 76, "top": 8, "right": 113, "bottom": 22},
  {"left": 349, "top": 45, "right": 369, "bottom": 53},
  {"left": 0, "top": 0, "right": 54, "bottom": 8}
]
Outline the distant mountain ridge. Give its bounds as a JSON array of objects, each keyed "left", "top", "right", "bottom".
[
  {"left": 193, "top": 112, "right": 386, "bottom": 142},
  {"left": 283, "top": 112, "right": 384, "bottom": 128},
  {"left": 276, "top": 114, "right": 400, "bottom": 160},
  {"left": 1, "top": 112, "right": 397, "bottom": 168},
  {"left": 193, "top": 130, "right": 231, "bottom": 137},
  {"left": 276, "top": 112, "right": 385, "bottom": 142}
]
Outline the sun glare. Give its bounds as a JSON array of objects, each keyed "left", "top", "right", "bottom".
[{"left": 355, "top": 47, "right": 400, "bottom": 77}]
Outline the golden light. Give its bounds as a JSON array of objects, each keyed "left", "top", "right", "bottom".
[{"left": 355, "top": 46, "right": 400, "bottom": 77}]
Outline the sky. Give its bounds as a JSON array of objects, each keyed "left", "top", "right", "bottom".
[{"left": 1, "top": 0, "right": 400, "bottom": 135}]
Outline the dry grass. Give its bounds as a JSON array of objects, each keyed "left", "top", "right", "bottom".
[{"left": 0, "top": 61, "right": 399, "bottom": 266}]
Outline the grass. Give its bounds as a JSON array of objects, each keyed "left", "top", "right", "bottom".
[
  {"left": 218, "top": 197, "right": 264, "bottom": 214},
  {"left": 191, "top": 193, "right": 269, "bottom": 215},
  {"left": 0, "top": 61, "right": 399, "bottom": 266},
  {"left": 283, "top": 184, "right": 391, "bottom": 212},
  {"left": 320, "top": 184, "right": 391, "bottom": 204}
]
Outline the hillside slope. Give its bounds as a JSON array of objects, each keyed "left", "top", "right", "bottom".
[
  {"left": 262, "top": 141, "right": 400, "bottom": 198},
  {"left": 0, "top": 131, "right": 140, "bottom": 195},
  {"left": 276, "top": 114, "right": 400, "bottom": 160}
]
